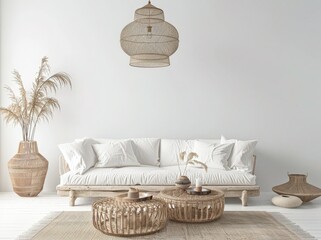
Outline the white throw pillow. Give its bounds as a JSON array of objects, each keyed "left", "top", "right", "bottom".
[
  {"left": 58, "top": 138, "right": 98, "bottom": 174},
  {"left": 93, "top": 140, "right": 140, "bottom": 168},
  {"left": 101, "top": 138, "right": 160, "bottom": 166},
  {"left": 160, "top": 139, "right": 194, "bottom": 167},
  {"left": 193, "top": 141, "right": 234, "bottom": 170},
  {"left": 130, "top": 138, "right": 160, "bottom": 166},
  {"left": 221, "top": 136, "right": 257, "bottom": 172}
]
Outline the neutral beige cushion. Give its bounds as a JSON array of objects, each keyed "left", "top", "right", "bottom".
[{"left": 272, "top": 195, "right": 302, "bottom": 208}]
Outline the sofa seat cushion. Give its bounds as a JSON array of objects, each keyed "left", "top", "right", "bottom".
[{"left": 60, "top": 166, "right": 256, "bottom": 186}]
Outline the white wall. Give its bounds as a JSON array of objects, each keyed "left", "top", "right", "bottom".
[{"left": 1, "top": 0, "right": 321, "bottom": 192}]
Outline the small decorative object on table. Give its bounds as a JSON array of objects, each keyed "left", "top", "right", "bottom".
[
  {"left": 159, "top": 188, "right": 224, "bottom": 223},
  {"left": 92, "top": 188, "right": 167, "bottom": 236},
  {"left": 195, "top": 177, "right": 202, "bottom": 192},
  {"left": 175, "top": 175, "right": 191, "bottom": 190},
  {"left": 128, "top": 187, "right": 139, "bottom": 198},
  {"left": 115, "top": 187, "right": 153, "bottom": 202},
  {"left": 186, "top": 187, "right": 211, "bottom": 195},
  {"left": 175, "top": 151, "right": 207, "bottom": 190},
  {"left": 272, "top": 173, "right": 321, "bottom": 202}
]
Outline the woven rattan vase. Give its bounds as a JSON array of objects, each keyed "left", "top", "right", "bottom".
[
  {"left": 8, "top": 141, "right": 48, "bottom": 197},
  {"left": 272, "top": 174, "right": 321, "bottom": 202}
]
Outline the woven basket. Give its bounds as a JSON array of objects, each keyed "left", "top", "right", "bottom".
[
  {"left": 8, "top": 141, "right": 48, "bottom": 197},
  {"left": 92, "top": 197, "right": 167, "bottom": 236},
  {"left": 159, "top": 188, "right": 225, "bottom": 223}
]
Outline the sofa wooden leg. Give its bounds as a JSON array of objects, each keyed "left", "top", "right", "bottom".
[
  {"left": 240, "top": 190, "right": 248, "bottom": 206},
  {"left": 69, "top": 190, "right": 76, "bottom": 206}
]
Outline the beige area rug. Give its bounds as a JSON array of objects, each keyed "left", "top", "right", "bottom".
[{"left": 18, "top": 211, "right": 316, "bottom": 240}]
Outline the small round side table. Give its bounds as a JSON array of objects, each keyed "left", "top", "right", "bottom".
[
  {"left": 92, "top": 197, "right": 167, "bottom": 237},
  {"left": 159, "top": 188, "right": 225, "bottom": 223}
]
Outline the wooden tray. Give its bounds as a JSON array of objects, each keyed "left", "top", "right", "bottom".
[
  {"left": 115, "top": 192, "right": 153, "bottom": 202},
  {"left": 186, "top": 188, "right": 211, "bottom": 195}
]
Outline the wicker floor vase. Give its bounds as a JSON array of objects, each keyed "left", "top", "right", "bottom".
[
  {"left": 272, "top": 174, "right": 321, "bottom": 202},
  {"left": 8, "top": 141, "right": 48, "bottom": 197}
]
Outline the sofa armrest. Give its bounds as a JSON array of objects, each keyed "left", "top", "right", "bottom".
[
  {"left": 59, "top": 155, "right": 70, "bottom": 176},
  {"left": 251, "top": 155, "right": 256, "bottom": 175}
]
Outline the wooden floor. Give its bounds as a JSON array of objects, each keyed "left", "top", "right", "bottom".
[{"left": 0, "top": 192, "right": 320, "bottom": 240}]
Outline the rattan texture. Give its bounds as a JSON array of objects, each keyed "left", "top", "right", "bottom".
[
  {"left": 159, "top": 188, "right": 225, "bottom": 223},
  {"left": 120, "top": 1, "right": 179, "bottom": 67},
  {"left": 273, "top": 174, "right": 321, "bottom": 202},
  {"left": 92, "top": 197, "right": 167, "bottom": 236},
  {"left": 8, "top": 141, "right": 48, "bottom": 197}
]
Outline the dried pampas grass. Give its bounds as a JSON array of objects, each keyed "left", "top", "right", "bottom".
[
  {"left": 0, "top": 57, "right": 71, "bottom": 141},
  {"left": 177, "top": 151, "right": 207, "bottom": 176}
]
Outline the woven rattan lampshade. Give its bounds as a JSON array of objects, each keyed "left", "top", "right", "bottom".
[{"left": 120, "top": 1, "right": 179, "bottom": 67}]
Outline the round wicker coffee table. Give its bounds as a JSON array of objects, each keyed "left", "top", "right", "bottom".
[
  {"left": 92, "top": 197, "right": 167, "bottom": 236},
  {"left": 159, "top": 188, "right": 224, "bottom": 223}
]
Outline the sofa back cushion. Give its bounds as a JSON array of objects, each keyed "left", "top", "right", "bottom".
[
  {"left": 221, "top": 136, "right": 258, "bottom": 172},
  {"left": 100, "top": 138, "right": 160, "bottom": 166},
  {"left": 193, "top": 141, "right": 234, "bottom": 170},
  {"left": 160, "top": 139, "right": 221, "bottom": 167},
  {"left": 131, "top": 138, "right": 160, "bottom": 166},
  {"left": 58, "top": 138, "right": 99, "bottom": 174},
  {"left": 160, "top": 139, "right": 193, "bottom": 167},
  {"left": 93, "top": 140, "right": 140, "bottom": 168}
]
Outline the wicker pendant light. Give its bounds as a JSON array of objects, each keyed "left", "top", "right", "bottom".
[{"left": 120, "top": 1, "right": 179, "bottom": 68}]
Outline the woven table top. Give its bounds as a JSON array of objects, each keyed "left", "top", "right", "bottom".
[{"left": 93, "top": 197, "right": 165, "bottom": 209}]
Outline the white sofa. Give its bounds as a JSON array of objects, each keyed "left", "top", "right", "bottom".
[{"left": 57, "top": 138, "right": 260, "bottom": 206}]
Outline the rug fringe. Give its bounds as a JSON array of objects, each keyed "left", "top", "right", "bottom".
[
  {"left": 270, "top": 212, "right": 317, "bottom": 240},
  {"left": 16, "top": 212, "right": 62, "bottom": 240}
]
